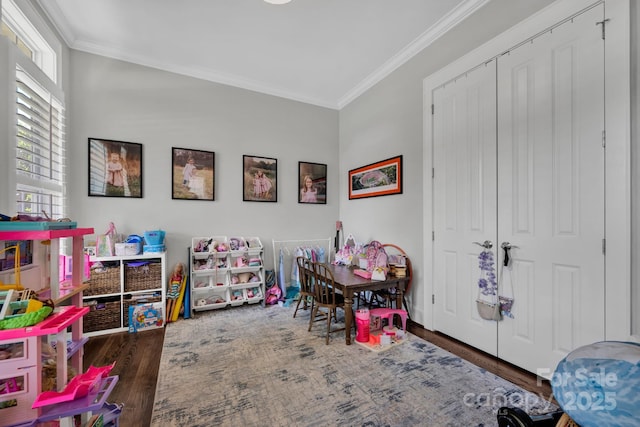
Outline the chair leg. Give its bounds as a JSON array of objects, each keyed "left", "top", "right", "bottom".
[
  {"left": 293, "top": 297, "right": 303, "bottom": 318},
  {"left": 308, "top": 305, "right": 319, "bottom": 332},
  {"left": 325, "top": 309, "right": 333, "bottom": 345}
]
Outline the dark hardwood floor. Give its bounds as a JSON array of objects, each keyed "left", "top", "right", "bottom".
[
  {"left": 83, "top": 328, "right": 164, "bottom": 426},
  {"left": 83, "top": 319, "right": 553, "bottom": 426}
]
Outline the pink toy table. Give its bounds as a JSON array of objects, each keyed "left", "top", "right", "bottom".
[{"left": 369, "top": 308, "right": 408, "bottom": 331}]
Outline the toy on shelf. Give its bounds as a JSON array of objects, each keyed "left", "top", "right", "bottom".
[
  {"left": 231, "top": 272, "right": 259, "bottom": 285},
  {"left": 166, "top": 263, "right": 183, "bottom": 318},
  {"left": 166, "top": 263, "right": 187, "bottom": 323},
  {"left": 0, "top": 245, "right": 24, "bottom": 291},
  {"left": 143, "top": 229, "right": 166, "bottom": 254},
  {"left": 0, "top": 289, "right": 46, "bottom": 321},
  {"left": 193, "top": 238, "right": 213, "bottom": 253},
  {"left": 32, "top": 362, "right": 116, "bottom": 408},
  {"left": 129, "top": 302, "right": 163, "bottom": 332}
]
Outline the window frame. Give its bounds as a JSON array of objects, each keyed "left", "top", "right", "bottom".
[{"left": 1, "top": 0, "right": 67, "bottom": 219}]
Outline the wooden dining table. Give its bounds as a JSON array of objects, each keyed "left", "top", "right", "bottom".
[{"left": 324, "top": 264, "right": 409, "bottom": 345}]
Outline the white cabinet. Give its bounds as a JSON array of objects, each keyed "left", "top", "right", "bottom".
[
  {"left": 190, "top": 236, "right": 264, "bottom": 312},
  {"left": 85, "top": 252, "right": 166, "bottom": 335}
]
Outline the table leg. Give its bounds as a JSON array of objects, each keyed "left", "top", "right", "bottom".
[
  {"left": 344, "top": 291, "right": 353, "bottom": 345},
  {"left": 395, "top": 282, "right": 405, "bottom": 328},
  {"left": 396, "top": 285, "right": 404, "bottom": 313}
]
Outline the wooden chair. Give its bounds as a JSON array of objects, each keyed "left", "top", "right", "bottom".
[
  {"left": 293, "top": 256, "right": 315, "bottom": 318},
  {"left": 308, "top": 262, "right": 350, "bottom": 345}
]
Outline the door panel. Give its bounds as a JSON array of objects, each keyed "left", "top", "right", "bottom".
[
  {"left": 432, "top": 3, "right": 606, "bottom": 374},
  {"left": 433, "top": 61, "right": 498, "bottom": 356},
  {"left": 496, "top": 4, "right": 605, "bottom": 374}
]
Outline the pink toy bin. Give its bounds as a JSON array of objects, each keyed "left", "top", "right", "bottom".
[{"left": 355, "top": 308, "right": 370, "bottom": 343}]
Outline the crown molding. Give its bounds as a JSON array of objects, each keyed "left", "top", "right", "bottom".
[
  {"left": 35, "top": 0, "right": 489, "bottom": 110},
  {"left": 337, "top": 0, "right": 490, "bottom": 109},
  {"left": 71, "top": 39, "right": 339, "bottom": 109},
  {"left": 36, "top": 0, "right": 76, "bottom": 46}
]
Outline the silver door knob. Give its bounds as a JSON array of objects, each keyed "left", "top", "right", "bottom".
[
  {"left": 501, "top": 242, "right": 519, "bottom": 250},
  {"left": 473, "top": 240, "right": 493, "bottom": 249}
]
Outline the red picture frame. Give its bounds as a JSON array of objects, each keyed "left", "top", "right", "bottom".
[{"left": 348, "top": 155, "right": 403, "bottom": 200}]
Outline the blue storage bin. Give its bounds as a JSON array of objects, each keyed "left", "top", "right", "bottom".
[{"left": 144, "top": 230, "right": 165, "bottom": 246}]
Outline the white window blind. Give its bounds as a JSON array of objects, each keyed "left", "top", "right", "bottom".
[{"left": 15, "top": 67, "right": 66, "bottom": 218}]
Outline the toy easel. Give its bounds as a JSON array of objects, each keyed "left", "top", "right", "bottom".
[{"left": 0, "top": 245, "right": 24, "bottom": 291}]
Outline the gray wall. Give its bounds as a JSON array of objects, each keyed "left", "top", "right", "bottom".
[
  {"left": 67, "top": 51, "right": 339, "bottom": 272},
  {"left": 338, "top": 0, "right": 556, "bottom": 324},
  {"left": 631, "top": 0, "right": 639, "bottom": 335},
  {"left": 5, "top": 0, "right": 636, "bottom": 329}
]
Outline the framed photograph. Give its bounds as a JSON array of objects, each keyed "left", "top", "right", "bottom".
[
  {"left": 348, "top": 155, "right": 403, "bottom": 200},
  {"left": 88, "top": 138, "right": 143, "bottom": 198},
  {"left": 243, "top": 155, "right": 277, "bottom": 202},
  {"left": 171, "top": 148, "right": 215, "bottom": 201},
  {"left": 298, "top": 161, "right": 327, "bottom": 204}
]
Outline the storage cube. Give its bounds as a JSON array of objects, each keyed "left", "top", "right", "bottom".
[
  {"left": 123, "top": 295, "right": 162, "bottom": 327},
  {"left": 228, "top": 237, "right": 248, "bottom": 252},
  {"left": 85, "top": 263, "right": 120, "bottom": 296},
  {"left": 83, "top": 299, "right": 121, "bottom": 333},
  {"left": 124, "top": 261, "right": 162, "bottom": 292},
  {"left": 245, "top": 237, "right": 263, "bottom": 255},
  {"left": 229, "top": 288, "right": 246, "bottom": 306},
  {"left": 246, "top": 286, "right": 263, "bottom": 304},
  {"left": 192, "top": 287, "right": 229, "bottom": 311}
]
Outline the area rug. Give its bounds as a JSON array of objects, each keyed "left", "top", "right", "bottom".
[{"left": 151, "top": 305, "right": 556, "bottom": 426}]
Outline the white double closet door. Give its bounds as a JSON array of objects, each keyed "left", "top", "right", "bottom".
[{"left": 432, "top": 4, "right": 605, "bottom": 374}]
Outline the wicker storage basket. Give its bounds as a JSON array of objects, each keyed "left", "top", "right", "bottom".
[
  {"left": 124, "top": 262, "right": 162, "bottom": 292},
  {"left": 85, "top": 266, "right": 120, "bottom": 296},
  {"left": 83, "top": 300, "right": 121, "bottom": 333},
  {"left": 123, "top": 296, "right": 162, "bottom": 327}
]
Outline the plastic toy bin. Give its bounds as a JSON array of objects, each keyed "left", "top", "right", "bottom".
[{"left": 143, "top": 230, "right": 165, "bottom": 246}]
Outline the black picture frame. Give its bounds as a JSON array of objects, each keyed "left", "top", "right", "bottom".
[
  {"left": 171, "top": 147, "right": 215, "bottom": 201},
  {"left": 243, "top": 155, "right": 277, "bottom": 202},
  {"left": 298, "top": 161, "right": 327, "bottom": 204},
  {"left": 88, "top": 138, "right": 143, "bottom": 198}
]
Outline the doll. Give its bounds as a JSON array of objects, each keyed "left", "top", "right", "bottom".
[{"left": 166, "top": 263, "right": 184, "bottom": 322}]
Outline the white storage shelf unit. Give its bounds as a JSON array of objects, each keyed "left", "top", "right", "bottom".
[
  {"left": 84, "top": 252, "right": 166, "bottom": 335},
  {"left": 191, "top": 236, "right": 264, "bottom": 312}
]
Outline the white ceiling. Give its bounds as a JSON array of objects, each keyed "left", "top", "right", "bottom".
[{"left": 38, "top": 0, "right": 490, "bottom": 109}]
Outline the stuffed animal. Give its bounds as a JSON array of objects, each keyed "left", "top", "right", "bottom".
[{"left": 238, "top": 272, "right": 251, "bottom": 283}]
